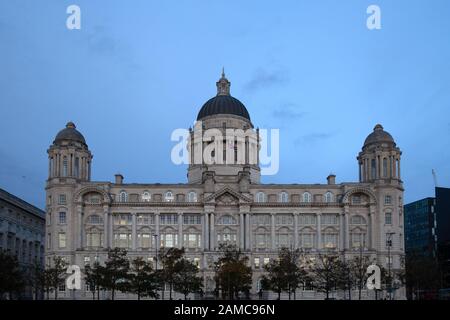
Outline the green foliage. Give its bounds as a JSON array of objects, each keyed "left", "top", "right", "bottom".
[
  {"left": 158, "top": 247, "right": 185, "bottom": 299},
  {"left": 128, "top": 257, "right": 160, "bottom": 300},
  {"left": 100, "top": 248, "right": 130, "bottom": 300},
  {"left": 173, "top": 258, "right": 203, "bottom": 299},
  {"left": 214, "top": 244, "right": 252, "bottom": 300}
]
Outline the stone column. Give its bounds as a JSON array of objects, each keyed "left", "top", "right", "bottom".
[
  {"left": 200, "top": 214, "right": 204, "bottom": 251},
  {"left": 316, "top": 213, "right": 321, "bottom": 250},
  {"left": 397, "top": 158, "right": 401, "bottom": 179},
  {"left": 210, "top": 214, "right": 215, "bottom": 250},
  {"left": 155, "top": 211, "right": 160, "bottom": 249},
  {"left": 109, "top": 211, "right": 114, "bottom": 248},
  {"left": 239, "top": 213, "right": 245, "bottom": 250},
  {"left": 271, "top": 213, "right": 276, "bottom": 250},
  {"left": 178, "top": 212, "right": 183, "bottom": 249},
  {"left": 293, "top": 212, "right": 299, "bottom": 249},
  {"left": 131, "top": 213, "right": 137, "bottom": 250},
  {"left": 245, "top": 213, "right": 251, "bottom": 251},
  {"left": 204, "top": 213, "right": 209, "bottom": 250},
  {"left": 344, "top": 206, "right": 350, "bottom": 250},
  {"left": 103, "top": 205, "right": 109, "bottom": 248},
  {"left": 369, "top": 206, "right": 375, "bottom": 250},
  {"left": 77, "top": 205, "right": 84, "bottom": 250},
  {"left": 339, "top": 213, "right": 345, "bottom": 251}
]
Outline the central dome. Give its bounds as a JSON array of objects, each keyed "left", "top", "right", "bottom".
[
  {"left": 196, "top": 70, "right": 251, "bottom": 121},
  {"left": 197, "top": 95, "right": 250, "bottom": 121}
]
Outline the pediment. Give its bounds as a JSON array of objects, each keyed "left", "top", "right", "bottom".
[{"left": 204, "top": 186, "right": 252, "bottom": 204}]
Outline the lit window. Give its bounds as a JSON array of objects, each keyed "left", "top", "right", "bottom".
[
  {"left": 279, "top": 192, "right": 289, "bottom": 203},
  {"left": 164, "top": 191, "right": 174, "bottom": 202},
  {"left": 188, "top": 191, "right": 197, "bottom": 202},
  {"left": 137, "top": 214, "right": 154, "bottom": 225},
  {"left": 84, "top": 256, "right": 90, "bottom": 266},
  {"left": 119, "top": 191, "right": 128, "bottom": 202},
  {"left": 254, "top": 258, "right": 260, "bottom": 269},
  {"left": 183, "top": 234, "right": 201, "bottom": 248},
  {"left": 86, "top": 233, "right": 103, "bottom": 247},
  {"left": 59, "top": 212, "right": 66, "bottom": 225},
  {"left": 114, "top": 214, "right": 132, "bottom": 225},
  {"left": 58, "top": 233, "right": 66, "bottom": 248},
  {"left": 161, "top": 233, "right": 178, "bottom": 248},
  {"left": 217, "top": 232, "right": 237, "bottom": 245},
  {"left": 263, "top": 258, "right": 270, "bottom": 266},
  {"left": 302, "top": 192, "right": 311, "bottom": 203},
  {"left": 142, "top": 191, "right": 151, "bottom": 202},
  {"left": 114, "top": 233, "right": 131, "bottom": 248},
  {"left": 324, "top": 192, "right": 333, "bottom": 203},
  {"left": 138, "top": 233, "right": 151, "bottom": 248}
]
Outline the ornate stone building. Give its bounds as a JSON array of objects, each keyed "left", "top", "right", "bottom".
[
  {"left": 45, "top": 72, "right": 405, "bottom": 299},
  {"left": 0, "top": 187, "right": 45, "bottom": 299}
]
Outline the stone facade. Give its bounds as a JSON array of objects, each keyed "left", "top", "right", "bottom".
[
  {"left": 45, "top": 73, "right": 405, "bottom": 299},
  {"left": 0, "top": 188, "right": 45, "bottom": 299}
]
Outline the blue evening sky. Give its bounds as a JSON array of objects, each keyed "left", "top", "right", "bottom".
[{"left": 1, "top": 0, "right": 449, "bottom": 209}]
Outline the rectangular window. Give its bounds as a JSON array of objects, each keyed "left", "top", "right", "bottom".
[
  {"left": 385, "top": 195, "right": 392, "bottom": 205},
  {"left": 74, "top": 157, "right": 80, "bottom": 178},
  {"left": 321, "top": 214, "right": 338, "bottom": 225},
  {"left": 59, "top": 283, "right": 66, "bottom": 291},
  {"left": 301, "top": 234, "right": 314, "bottom": 248},
  {"left": 114, "top": 214, "right": 132, "bottom": 225},
  {"left": 84, "top": 256, "right": 90, "bottom": 266},
  {"left": 138, "top": 233, "right": 151, "bottom": 248},
  {"left": 161, "top": 234, "right": 178, "bottom": 248},
  {"left": 256, "top": 234, "right": 268, "bottom": 248},
  {"left": 263, "top": 258, "right": 270, "bottom": 266},
  {"left": 137, "top": 214, "right": 155, "bottom": 225},
  {"left": 87, "top": 233, "right": 103, "bottom": 247},
  {"left": 58, "top": 233, "right": 66, "bottom": 248},
  {"left": 371, "top": 159, "right": 376, "bottom": 179},
  {"left": 385, "top": 212, "right": 392, "bottom": 225},
  {"left": 183, "top": 215, "right": 201, "bottom": 225},
  {"left": 275, "top": 214, "right": 293, "bottom": 225},
  {"left": 352, "top": 196, "right": 361, "bottom": 205},
  {"left": 160, "top": 214, "right": 178, "bottom": 225},
  {"left": 323, "top": 233, "right": 337, "bottom": 248},
  {"left": 114, "top": 233, "right": 131, "bottom": 248},
  {"left": 59, "top": 212, "right": 66, "bottom": 225},
  {"left": 47, "top": 233, "right": 51, "bottom": 250},
  {"left": 383, "top": 158, "right": 388, "bottom": 177},
  {"left": 254, "top": 258, "right": 260, "bottom": 269},
  {"left": 183, "top": 234, "right": 201, "bottom": 248},
  {"left": 58, "top": 194, "right": 67, "bottom": 205}
]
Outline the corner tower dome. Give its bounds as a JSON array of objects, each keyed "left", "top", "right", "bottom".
[
  {"left": 196, "top": 69, "right": 251, "bottom": 121},
  {"left": 53, "top": 121, "right": 87, "bottom": 146},
  {"left": 363, "top": 124, "right": 395, "bottom": 148}
]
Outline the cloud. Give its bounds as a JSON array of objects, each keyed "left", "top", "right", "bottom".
[
  {"left": 272, "top": 103, "right": 306, "bottom": 119},
  {"left": 244, "top": 68, "right": 288, "bottom": 92},
  {"left": 294, "top": 132, "right": 333, "bottom": 146}
]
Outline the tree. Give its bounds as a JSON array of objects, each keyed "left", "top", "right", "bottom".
[
  {"left": 158, "top": 247, "right": 185, "bottom": 300},
  {"left": 101, "top": 248, "right": 130, "bottom": 300},
  {"left": 174, "top": 258, "right": 203, "bottom": 299},
  {"left": 261, "top": 258, "right": 287, "bottom": 299},
  {"left": 350, "top": 255, "right": 371, "bottom": 300},
  {"left": 214, "top": 244, "right": 252, "bottom": 300},
  {"left": 309, "top": 254, "right": 341, "bottom": 300},
  {"left": 84, "top": 261, "right": 105, "bottom": 300},
  {"left": 0, "top": 251, "right": 25, "bottom": 300},
  {"left": 128, "top": 257, "right": 160, "bottom": 300},
  {"left": 44, "top": 256, "right": 67, "bottom": 300},
  {"left": 28, "top": 259, "right": 45, "bottom": 300}
]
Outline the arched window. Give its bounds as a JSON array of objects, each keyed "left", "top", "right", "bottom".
[
  {"left": 142, "top": 191, "right": 151, "bottom": 202},
  {"left": 324, "top": 192, "right": 333, "bottom": 203},
  {"left": 188, "top": 191, "right": 197, "bottom": 203},
  {"left": 119, "top": 191, "right": 128, "bottom": 202},
  {"left": 256, "top": 192, "right": 266, "bottom": 203},
  {"left": 383, "top": 158, "right": 388, "bottom": 177},
  {"left": 279, "top": 192, "right": 289, "bottom": 203},
  {"left": 165, "top": 191, "right": 174, "bottom": 202},
  {"left": 217, "top": 215, "right": 237, "bottom": 225},
  {"left": 62, "top": 156, "right": 68, "bottom": 177},
  {"left": 302, "top": 192, "right": 311, "bottom": 203}
]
